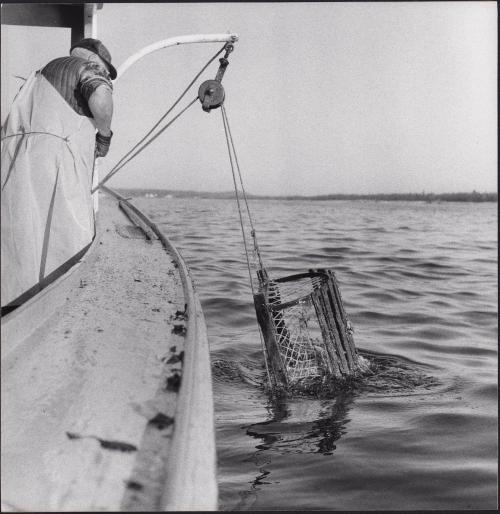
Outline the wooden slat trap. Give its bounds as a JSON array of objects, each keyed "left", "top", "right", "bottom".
[{"left": 254, "top": 268, "right": 359, "bottom": 392}]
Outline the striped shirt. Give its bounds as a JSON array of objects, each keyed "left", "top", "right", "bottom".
[{"left": 40, "top": 56, "right": 113, "bottom": 118}]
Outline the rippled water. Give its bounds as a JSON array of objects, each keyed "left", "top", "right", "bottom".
[{"left": 132, "top": 196, "right": 497, "bottom": 510}]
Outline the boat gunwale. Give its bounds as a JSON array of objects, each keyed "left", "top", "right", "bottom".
[{"left": 101, "top": 185, "right": 218, "bottom": 510}]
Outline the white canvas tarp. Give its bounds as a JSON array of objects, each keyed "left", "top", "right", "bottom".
[{"left": 1, "top": 72, "right": 96, "bottom": 307}]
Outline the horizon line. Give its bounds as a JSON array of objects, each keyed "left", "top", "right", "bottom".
[{"left": 116, "top": 187, "right": 498, "bottom": 199}]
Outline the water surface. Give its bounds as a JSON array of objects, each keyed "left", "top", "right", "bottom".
[{"left": 134, "top": 197, "right": 497, "bottom": 510}]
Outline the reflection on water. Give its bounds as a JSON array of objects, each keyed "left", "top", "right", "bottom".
[
  {"left": 233, "top": 459, "right": 272, "bottom": 511},
  {"left": 234, "top": 392, "right": 354, "bottom": 510},
  {"left": 246, "top": 391, "right": 354, "bottom": 455}
]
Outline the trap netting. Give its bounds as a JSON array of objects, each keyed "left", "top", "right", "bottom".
[{"left": 254, "top": 269, "right": 359, "bottom": 390}]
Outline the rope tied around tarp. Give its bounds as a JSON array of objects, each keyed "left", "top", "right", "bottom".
[
  {"left": 1, "top": 129, "right": 77, "bottom": 192},
  {"left": 92, "top": 43, "right": 230, "bottom": 192},
  {"left": 1, "top": 131, "right": 70, "bottom": 143}
]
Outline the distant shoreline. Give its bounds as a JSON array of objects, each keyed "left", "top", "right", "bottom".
[{"left": 119, "top": 189, "right": 497, "bottom": 203}]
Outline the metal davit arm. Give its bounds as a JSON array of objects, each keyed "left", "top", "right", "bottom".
[{"left": 116, "top": 33, "right": 239, "bottom": 80}]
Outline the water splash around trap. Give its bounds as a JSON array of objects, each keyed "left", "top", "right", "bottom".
[{"left": 212, "top": 351, "right": 441, "bottom": 400}]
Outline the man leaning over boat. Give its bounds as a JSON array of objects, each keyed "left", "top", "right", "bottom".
[{"left": 1, "top": 38, "right": 116, "bottom": 313}]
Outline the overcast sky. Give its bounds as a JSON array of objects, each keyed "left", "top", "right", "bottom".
[{"left": 1, "top": 2, "right": 497, "bottom": 195}]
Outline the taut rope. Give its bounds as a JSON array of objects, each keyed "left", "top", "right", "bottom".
[
  {"left": 92, "top": 43, "right": 229, "bottom": 192},
  {"left": 220, "top": 103, "right": 273, "bottom": 391}
]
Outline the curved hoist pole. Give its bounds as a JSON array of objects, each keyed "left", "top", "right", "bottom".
[
  {"left": 93, "top": 33, "right": 237, "bottom": 192},
  {"left": 116, "top": 33, "right": 239, "bottom": 80}
]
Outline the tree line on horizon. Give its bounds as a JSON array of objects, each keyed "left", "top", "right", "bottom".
[
  {"left": 277, "top": 191, "right": 498, "bottom": 202},
  {"left": 122, "top": 188, "right": 497, "bottom": 202}
]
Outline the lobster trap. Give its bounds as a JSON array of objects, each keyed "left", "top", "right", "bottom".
[
  {"left": 254, "top": 268, "right": 359, "bottom": 391},
  {"left": 219, "top": 101, "right": 360, "bottom": 393}
]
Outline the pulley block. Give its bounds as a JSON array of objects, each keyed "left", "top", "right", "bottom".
[{"left": 198, "top": 79, "right": 225, "bottom": 112}]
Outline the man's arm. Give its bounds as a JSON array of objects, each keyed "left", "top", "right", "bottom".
[
  {"left": 88, "top": 84, "right": 113, "bottom": 157},
  {"left": 88, "top": 84, "right": 113, "bottom": 136}
]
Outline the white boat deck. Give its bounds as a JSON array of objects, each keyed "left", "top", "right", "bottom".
[{"left": 1, "top": 192, "right": 216, "bottom": 511}]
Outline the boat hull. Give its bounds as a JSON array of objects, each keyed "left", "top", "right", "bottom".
[{"left": 1, "top": 190, "right": 217, "bottom": 511}]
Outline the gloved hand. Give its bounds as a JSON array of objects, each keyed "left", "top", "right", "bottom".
[{"left": 95, "top": 130, "right": 113, "bottom": 157}]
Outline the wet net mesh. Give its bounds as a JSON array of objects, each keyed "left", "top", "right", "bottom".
[{"left": 254, "top": 269, "right": 359, "bottom": 391}]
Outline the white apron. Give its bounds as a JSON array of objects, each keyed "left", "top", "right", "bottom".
[{"left": 1, "top": 71, "right": 96, "bottom": 307}]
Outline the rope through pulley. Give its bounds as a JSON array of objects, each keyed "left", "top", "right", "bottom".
[{"left": 198, "top": 42, "right": 234, "bottom": 112}]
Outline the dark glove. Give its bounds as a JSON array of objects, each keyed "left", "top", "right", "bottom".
[{"left": 95, "top": 130, "right": 113, "bottom": 158}]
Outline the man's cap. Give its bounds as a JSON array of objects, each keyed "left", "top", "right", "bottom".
[{"left": 70, "top": 38, "right": 117, "bottom": 80}]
